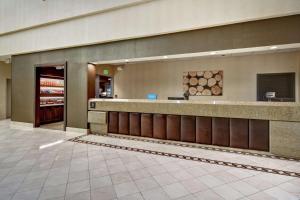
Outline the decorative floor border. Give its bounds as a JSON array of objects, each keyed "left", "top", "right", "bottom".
[
  {"left": 91, "top": 133, "right": 299, "bottom": 162},
  {"left": 68, "top": 136, "right": 300, "bottom": 178}
]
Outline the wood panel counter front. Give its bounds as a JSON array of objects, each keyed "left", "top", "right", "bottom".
[{"left": 88, "top": 99, "right": 300, "bottom": 158}]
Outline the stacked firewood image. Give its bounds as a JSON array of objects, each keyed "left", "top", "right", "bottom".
[{"left": 183, "top": 70, "right": 223, "bottom": 96}]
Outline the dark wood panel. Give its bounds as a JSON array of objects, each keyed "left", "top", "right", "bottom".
[
  {"left": 249, "top": 119, "right": 269, "bottom": 151},
  {"left": 196, "top": 117, "right": 212, "bottom": 144},
  {"left": 141, "top": 113, "right": 153, "bottom": 138},
  {"left": 39, "top": 105, "right": 64, "bottom": 124},
  {"left": 166, "top": 115, "right": 181, "bottom": 141},
  {"left": 212, "top": 117, "right": 230, "bottom": 147},
  {"left": 153, "top": 114, "right": 166, "bottom": 139},
  {"left": 106, "top": 112, "right": 270, "bottom": 152},
  {"left": 230, "top": 118, "right": 249, "bottom": 149},
  {"left": 181, "top": 116, "right": 196, "bottom": 142},
  {"left": 87, "top": 64, "right": 96, "bottom": 99}
]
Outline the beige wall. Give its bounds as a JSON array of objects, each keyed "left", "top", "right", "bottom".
[
  {"left": 1, "top": 0, "right": 300, "bottom": 56},
  {"left": 299, "top": 53, "right": 300, "bottom": 99},
  {"left": 0, "top": 61, "right": 11, "bottom": 119},
  {"left": 114, "top": 51, "right": 300, "bottom": 102}
]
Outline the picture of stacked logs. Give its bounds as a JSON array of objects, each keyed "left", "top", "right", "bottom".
[{"left": 183, "top": 70, "right": 223, "bottom": 96}]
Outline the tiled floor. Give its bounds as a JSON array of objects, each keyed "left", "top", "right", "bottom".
[
  {"left": 0, "top": 120, "right": 299, "bottom": 200},
  {"left": 79, "top": 135, "right": 300, "bottom": 175},
  {"left": 40, "top": 122, "right": 64, "bottom": 131}
]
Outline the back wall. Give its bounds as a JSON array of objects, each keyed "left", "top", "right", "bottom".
[{"left": 114, "top": 51, "right": 300, "bottom": 102}]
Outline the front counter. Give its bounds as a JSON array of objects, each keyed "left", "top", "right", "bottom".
[{"left": 88, "top": 99, "right": 300, "bottom": 159}]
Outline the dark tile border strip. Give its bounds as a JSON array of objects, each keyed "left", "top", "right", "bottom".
[
  {"left": 68, "top": 136, "right": 300, "bottom": 178},
  {"left": 91, "top": 133, "right": 299, "bottom": 162}
]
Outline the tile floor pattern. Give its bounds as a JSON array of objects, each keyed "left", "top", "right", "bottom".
[
  {"left": 40, "top": 122, "right": 64, "bottom": 131},
  {"left": 71, "top": 136, "right": 300, "bottom": 178},
  {"left": 0, "top": 120, "right": 299, "bottom": 200},
  {"left": 77, "top": 135, "right": 300, "bottom": 175}
]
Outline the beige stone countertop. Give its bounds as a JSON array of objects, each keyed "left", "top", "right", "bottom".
[
  {"left": 88, "top": 99, "right": 300, "bottom": 122},
  {"left": 89, "top": 98, "right": 300, "bottom": 106}
]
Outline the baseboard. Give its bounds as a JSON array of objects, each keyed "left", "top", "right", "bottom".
[
  {"left": 10, "top": 121, "right": 34, "bottom": 129},
  {"left": 66, "top": 127, "right": 88, "bottom": 134}
]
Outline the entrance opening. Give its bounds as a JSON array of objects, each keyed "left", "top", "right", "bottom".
[
  {"left": 34, "top": 63, "right": 67, "bottom": 131},
  {"left": 87, "top": 63, "right": 115, "bottom": 99},
  {"left": 96, "top": 75, "right": 113, "bottom": 98},
  {"left": 6, "top": 79, "right": 11, "bottom": 119}
]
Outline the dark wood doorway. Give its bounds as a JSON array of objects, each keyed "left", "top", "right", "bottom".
[
  {"left": 96, "top": 75, "right": 113, "bottom": 98},
  {"left": 34, "top": 62, "right": 67, "bottom": 131}
]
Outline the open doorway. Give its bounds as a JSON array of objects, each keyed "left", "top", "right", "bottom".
[
  {"left": 34, "top": 63, "right": 67, "bottom": 131},
  {"left": 87, "top": 63, "right": 116, "bottom": 99},
  {"left": 6, "top": 79, "right": 11, "bottom": 119},
  {"left": 96, "top": 75, "right": 113, "bottom": 98}
]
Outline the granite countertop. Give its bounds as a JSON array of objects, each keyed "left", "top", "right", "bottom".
[
  {"left": 88, "top": 98, "right": 300, "bottom": 121},
  {"left": 89, "top": 98, "right": 300, "bottom": 107}
]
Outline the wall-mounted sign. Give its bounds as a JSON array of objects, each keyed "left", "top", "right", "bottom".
[
  {"left": 103, "top": 69, "right": 109, "bottom": 75},
  {"left": 90, "top": 102, "right": 96, "bottom": 108},
  {"left": 183, "top": 70, "right": 223, "bottom": 96}
]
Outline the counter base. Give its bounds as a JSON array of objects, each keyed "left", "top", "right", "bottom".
[{"left": 270, "top": 121, "right": 300, "bottom": 159}]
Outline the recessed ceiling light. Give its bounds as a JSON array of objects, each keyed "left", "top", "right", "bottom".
[
  {"left": 270, "top": 46, "right": 277, "bottom": 49},
  {"left": 125, "top": 59, "right": 129, "bottom": 62},
  {"left": 210, "top": 52, "right": 217, "bottom": 55},
  {"left": 117, "top": 66, "right": 123, "bottom": 71},
  {"left": 163, "top": 56, "right": 168, "bottom": 59}
]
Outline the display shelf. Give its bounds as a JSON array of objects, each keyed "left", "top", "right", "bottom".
[
  {"left": 40, "top": 93, "right": 64, "bottom": 97},
  {"left": 40, "top": 85, "right": 64, "bottom": 88},
  {"left": 40, "top": 104, "right": 64, "bottom": 107}
]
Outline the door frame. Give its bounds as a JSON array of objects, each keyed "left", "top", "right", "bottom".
[
  {"left": 34, "top": 62, "right": 68, "bottom": 131},
  {"left": 6, "top": 79, "right": 11, "bottom": 119},
  {"left": 96, "top": 74, "right": 114, "bottom": 98}
]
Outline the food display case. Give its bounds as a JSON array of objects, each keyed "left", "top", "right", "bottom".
[{"left": 39, "top": 78, "right": 64, "bottom": 124}]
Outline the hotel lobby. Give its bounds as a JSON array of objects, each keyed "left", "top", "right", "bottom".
[{"left": 0, "top": 0, "right": 300, "bottom": 200}]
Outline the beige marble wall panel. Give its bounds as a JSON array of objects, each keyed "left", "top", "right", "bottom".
[
  {"left": 90, "top": 124, "right": 108, "bottom": 134},
  {"left": 88, "top": 111, "right": 107, "bottom": 124},
  {"left": 270, "top": 121, "right": 300, "bottom": 159}
]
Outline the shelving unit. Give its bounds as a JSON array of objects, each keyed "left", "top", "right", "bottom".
[{"left": 39, "top": 77, "right": 64, "bottom": 124}]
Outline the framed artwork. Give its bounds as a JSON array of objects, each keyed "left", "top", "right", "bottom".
[{"left": 183, "top": 70, "right": 223, "bottom": 96}]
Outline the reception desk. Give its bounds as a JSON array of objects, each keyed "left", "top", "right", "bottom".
[{"left": 88, "top": 99, "right": 300, "bottom": 159}]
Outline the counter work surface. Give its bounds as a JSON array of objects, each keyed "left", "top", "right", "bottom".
[{"left": 88, "top": 98, "right": 300, "bottom": 122}]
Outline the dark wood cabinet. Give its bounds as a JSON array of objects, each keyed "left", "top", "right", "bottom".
[{"left": 39, "top": 105, "right": 64, "bottom": 124}]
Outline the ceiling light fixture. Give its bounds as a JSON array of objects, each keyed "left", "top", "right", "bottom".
[
  {"left": 125, "top": 59, "right": 129, "bottom": 62},
  {"left": 210, "top": 52, "right": 217, "bottom": 55},
  {"left": 163, "top": 56, "right": 168, "bottom": 59},
  {"left": 270, "top": 46, "right": 278, "bottom": 50},
  {"left": 117, "top": 66, "right": 124, "bottom": 71}
]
